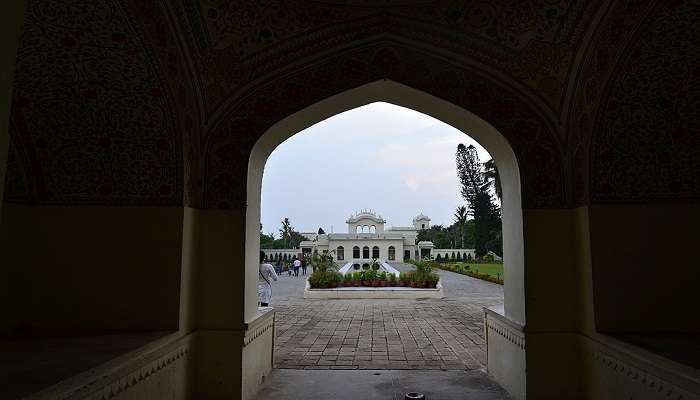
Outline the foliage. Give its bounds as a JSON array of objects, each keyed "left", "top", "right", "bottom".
[
  {"left": 417, "top": 218, "right": 477, "bottom": 250},
  {"left": 307, "top": 252, "right": 341, "bottom": 288},
  {"left": 310, "top": 252, "right": 337, "bottom": 273},
  {"left": 308, "top": 270, "right": 342, "bottom": 288},
  {"left": 456, "top": 144, "right": 502, "bottom": 258},
  {"left": 260, "top": 232, "right": 275, "bottom": 249},
  {"left": 260, "top": 217, "right": 306, "bottom": 249},
  {"left": 432, "top": 262, "right": 503, "bottom": 285},
  {"left": 404, "top": 260, "right": 440, "bottom": 288},
  {"left": 483, "top": 158, "right": 502, "bottom": 201}
]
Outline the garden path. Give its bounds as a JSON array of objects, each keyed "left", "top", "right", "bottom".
[{"left": 271, "top": 263, "right": 504, "bottom": 370}]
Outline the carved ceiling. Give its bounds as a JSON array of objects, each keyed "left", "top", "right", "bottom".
[{"left": 5, "top": 0, "right": 699, "bottom": 209}]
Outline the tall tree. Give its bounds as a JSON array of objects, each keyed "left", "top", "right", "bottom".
[
  {"left": 483, "top": 158, "right": 502, "bottom": 201},
  {"left": 456, "top": 144, "right": 501, "bottom": 258},
  {"left": 279, "top": 217, "right": 293, "bottom": 248},
  {"left": 453, "top": 206, "right": 468, "bottom": 248}
]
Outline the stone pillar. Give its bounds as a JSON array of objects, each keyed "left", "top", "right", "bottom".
[
  {"left": 0, "top": 4, "right": 28, "bottom": 330},
  {"left": 0, "top": 1, "right": 27, "bottom": 224},
  {"left": 180, "top": 206, "right": 275, "bottom": 400},
  {"left": 180, "top": 207, "right": 246, "bottom": 399},
  {"left": 522, "top": 208, "right": 584, "bottom": 398}
]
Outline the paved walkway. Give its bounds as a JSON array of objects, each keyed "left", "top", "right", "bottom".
[{"left": 271, "top": 263, "right": 503, "bottom": 370}]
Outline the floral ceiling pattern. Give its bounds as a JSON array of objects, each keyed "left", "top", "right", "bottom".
[{"left": 4, "top": 0, "right": 699, "bottom": 209}]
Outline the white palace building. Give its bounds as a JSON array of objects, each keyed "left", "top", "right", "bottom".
[{"left": 265, "top": 210, "right": 482, "bottom": 266}]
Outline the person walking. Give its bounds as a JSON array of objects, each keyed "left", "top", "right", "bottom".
[
  {"left": 275, "top": 259, "right": 282, "bottom": 275},
  {"left": 257, "top": 251, "right": 278, "bottom": 307},
  {"left": 293, "top": 256, "right": 301, "bottom": 277},
  {"left": 301, "top": 256, "right": 307, "bottom": 276}
]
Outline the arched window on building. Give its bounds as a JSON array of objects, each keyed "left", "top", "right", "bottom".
[
  {"left": 388, "top": 246, "right": 395, "bottom": 261},
  {"left": 363, "top": 225, "right": 369, "bottom": 233},
  {"left": 356, "top": 226, "right": 361, "bottom": 234},
  {"left": 370, "top": 225, "right": 376, "bottom": 234},
  {"left": 353, "top": 246, "right": 360, "bottom": 258},
  {"left": 372, "top": 246, "right": 379, "bottom": 259},
  {"left": 337, "top": 246, "right": 344, "bottom": 261},
  {"left": 362, "top": 246, "right": 370, "bottom": 259}
]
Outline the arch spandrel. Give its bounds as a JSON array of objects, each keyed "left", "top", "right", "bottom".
[
  {"left": 589, "top": 1, "right": 700, "bottom": 204},
  {"left": 5, "top": 0, "right": 185, "bottom": 207},
  {"left": 203, "top": 44, "right": 566, "bottom": 210}
]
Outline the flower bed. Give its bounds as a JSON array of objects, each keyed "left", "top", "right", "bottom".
[{"left": 308, "top": 269, "right": 440, "bottom": 289}]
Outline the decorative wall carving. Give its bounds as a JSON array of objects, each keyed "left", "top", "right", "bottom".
[
  {"left": 243, "top": 311, "right": 275, "bottom": 348},
  {"left": 202, "top": 42, "right": 565, "bottom": 209},
  {"left": 34, "top": 335, "right": 192, "bottom": 400},
  {"left": 589, "top": 347, "right": 700, "bottom": 400},
  {"left": 4, "top": 1, "right": 698, "bottom": 209},
  {"left": 590, "top": 1, "right": 700, "bottom": 203},
  {"left": 486, "top": 312, "right": 526, "bottom": 350},
  {"left": 8, "top": 0, "right": 182, "bottom": 206}
]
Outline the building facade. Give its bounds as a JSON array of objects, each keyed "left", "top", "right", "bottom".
[{"left": 296, "top": 210, "right": 474, "bottom": 266}]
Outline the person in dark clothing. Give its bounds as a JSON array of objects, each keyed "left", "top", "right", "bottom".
[{"left": 301, "top": 256, "right": 307, "bottom": 275}]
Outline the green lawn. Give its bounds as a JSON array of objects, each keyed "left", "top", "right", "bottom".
[
  {"left": 440, "top": 262, "right": 504, "bottom": 279},
  {"left": 463, "top": 263, "right": 503, "bottom": 278}
]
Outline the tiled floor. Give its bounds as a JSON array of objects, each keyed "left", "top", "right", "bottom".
[{"left": 270, "top": 263, "right": 503, "bottom": 370}]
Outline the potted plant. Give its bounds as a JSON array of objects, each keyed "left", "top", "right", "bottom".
[
  {"left": 398, "top": 272, "right": 406, "bottom": 287},
  {"left": 388, "top": 274, "right": 396, "bottom": 287},
  {"left": 352, "top": 272, "right": 361, "bottom": 286},
  {"left": 378, "top": 271, "right": 387, "bottom": 287}
]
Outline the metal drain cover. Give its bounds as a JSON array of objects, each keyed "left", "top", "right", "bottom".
[{"left": 405, "top": 393, "right": 425, "bottom": 400}]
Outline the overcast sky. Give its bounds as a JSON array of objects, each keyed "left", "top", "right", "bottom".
[{"left": 261, "top": 102, "right": 492, "bottom": 235}]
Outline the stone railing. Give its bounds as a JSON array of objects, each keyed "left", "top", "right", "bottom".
[
  {"left": 583, "top": 334, "right": 700, "bottom": 400},
  {"left": 27, "top": 332, "right": 192, "bottom": 400},
  {"left": 484, "top": 307, "right": 526, "bottom": 400},
  {"left": 242, "top": 308, "right": 276, "bottom": 400}
]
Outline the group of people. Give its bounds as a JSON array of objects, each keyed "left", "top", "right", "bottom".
[
  {"left": 258, "top": 252, "right": 311, "bottom": 307},
  {"left": 273, "top": 256, "right": 308, "bottom": 276}
]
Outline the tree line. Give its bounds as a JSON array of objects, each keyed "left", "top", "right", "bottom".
[
  {"left": 418, "top": 144, "right": 502, "bottom": 258},
  {"left": 260, "top": 217, "right": 306, "bottom": 249}
]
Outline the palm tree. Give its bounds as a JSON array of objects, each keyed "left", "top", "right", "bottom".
[
  {"left": 279, "top": 217, "right": 293, "bottom": 248},
  {"left": 453, "top": 206, "right": 468, "bottom": 248},
  {"left": 483, "top": 159, "right": 502, "bottom": 201}
]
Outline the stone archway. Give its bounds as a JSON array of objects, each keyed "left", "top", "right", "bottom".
[{"left": 245, "top": 80, "right": 526, "bottom": 395}]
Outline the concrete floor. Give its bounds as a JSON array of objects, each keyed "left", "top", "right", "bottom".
[{"left": 254, "top": 369, "right": 512, "bottom": 400}]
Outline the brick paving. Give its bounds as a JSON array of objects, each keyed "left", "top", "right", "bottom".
[{"left": 270, "top": 263, "right": 503, "bottom": 370}]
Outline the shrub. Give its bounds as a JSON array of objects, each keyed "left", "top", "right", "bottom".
[{"left": 309, "top": 270, "right": 343, "bottom": 288}]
